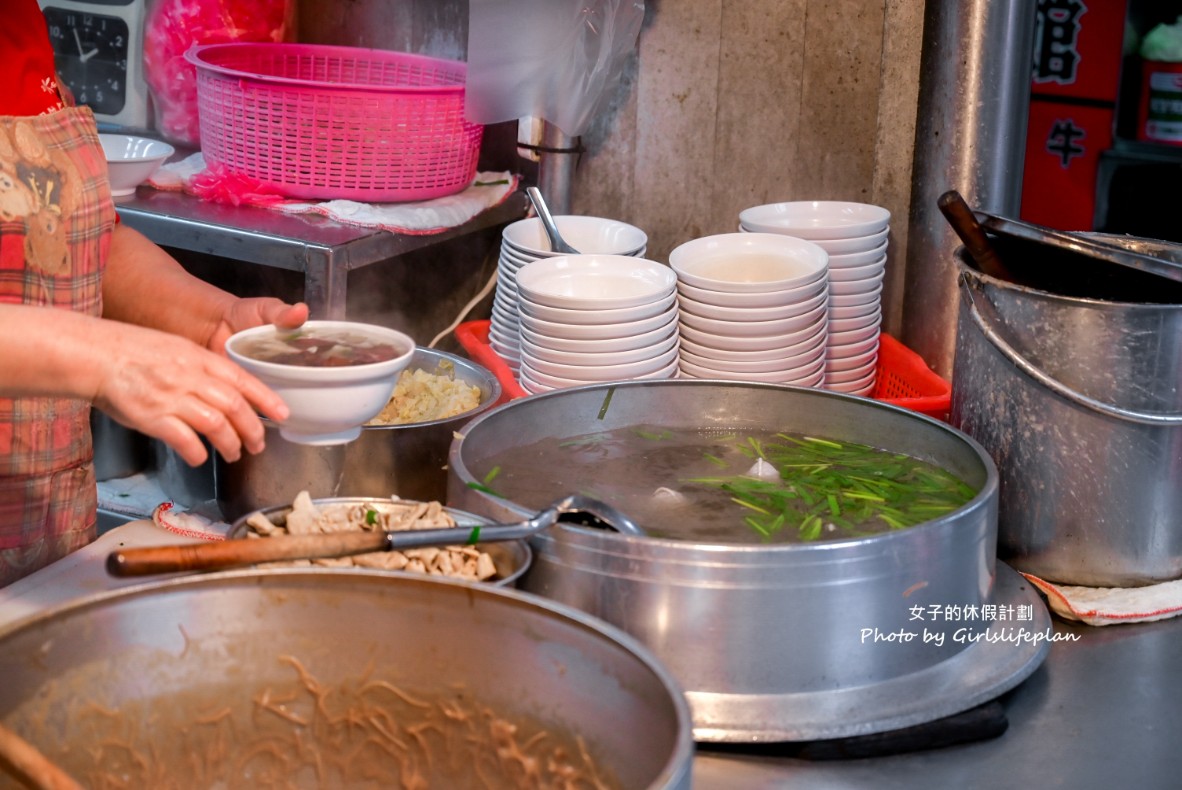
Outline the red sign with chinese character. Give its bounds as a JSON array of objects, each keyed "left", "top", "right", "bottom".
[
  {"left": 1021, "top": 102, "right": 1114, "bottom": 230},
  {"left": 1021, "top": 0, "right": 1128, "bottom": 230}
]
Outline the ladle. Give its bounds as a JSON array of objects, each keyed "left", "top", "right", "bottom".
[
  {"left": 936, "top": 190, "right": 1014, "bottom": 282},
  {"left": 525, "top": 186, "right": 580, "bottom": 254},
  {"left": 0, "top": 721, "right": 84, "bottom": 790},
  {"left": 106, "top": 494, "right": 644, "bottom": 577},
  {"left": 939, "top": 189, "right": 1182, "bottom": 285}
]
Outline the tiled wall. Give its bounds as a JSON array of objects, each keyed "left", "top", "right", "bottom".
[{"left": 297, "top": 0, "right": 925, "bottom": 335}]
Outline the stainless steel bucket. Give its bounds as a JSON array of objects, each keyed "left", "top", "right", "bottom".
[
  {"left": 216, "top": 348, "right": 501, "bottom": 521},
  {"left": 0, "top": 571, "right": 694, "bottom": 789},
  {"left": 952, "top": 246, "right": 1182, "bottom": 586},
  {"left": 447, "top": 380, "right": 1005, "bottom": 741}
]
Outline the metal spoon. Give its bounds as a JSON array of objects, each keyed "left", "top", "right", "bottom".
[
  {"left": 525, "top": 186, "right": 580, "bottom": 254},
  {"left": 105, "top": 494, "right": 644, "bottom": 577}
]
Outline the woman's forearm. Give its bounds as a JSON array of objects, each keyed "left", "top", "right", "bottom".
[
  {"left": 102, "top": 223, "right": 235, "bottom": 348},
  {"left": 0, "top": 304, "right": 106, "bottom": 400}
]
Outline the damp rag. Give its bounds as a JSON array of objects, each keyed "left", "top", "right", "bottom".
[
  {"left": 1022, "top": 573, "right": 1182, "bottom": 626},
  {"left": 148, "top": 153, "right": 520, "bottom": 235}
]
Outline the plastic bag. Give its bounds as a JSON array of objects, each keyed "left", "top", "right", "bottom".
[
  {"left": 143, "top": 0, "right": 295, "bottom": 146},
  {"left": 466, "top": 0, "right": 644, "bottom": 138},
  {"left": 1140, "top": 16, "right": 1182, "bottom": 62}
]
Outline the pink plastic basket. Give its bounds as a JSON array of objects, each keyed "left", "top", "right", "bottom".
[{"left": 185, "top": 42, "right": 483, "bottom": 202}]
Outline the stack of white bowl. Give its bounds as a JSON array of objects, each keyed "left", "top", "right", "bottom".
[
  {"left": 668, "top": 233, "right": 830, "bottom": 386},
  {"left": 739, "top": 201, "right": 890, "bottom": 396},
  {"left": 491, "top": 216, "right": 647, "bottom": 375},
  {"left": 515, "top": 255, "right": 680, "bottom": 394}
]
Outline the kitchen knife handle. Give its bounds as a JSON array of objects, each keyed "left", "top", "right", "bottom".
[{"left": 106, "top": 531, "right": 390, "bottom": 577}]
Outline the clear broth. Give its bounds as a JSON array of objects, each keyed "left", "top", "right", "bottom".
[{"left": 473, "top": 425, "right": 977, "bottom": 544}]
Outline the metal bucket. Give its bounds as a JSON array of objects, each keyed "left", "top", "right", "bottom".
[
  {"left": 952, "top": 241, "right": 1182, "bottom": 586},
  {"left": 216, "top": 348, "right": 501, "bottom": 521},
  {"left": 0, "top": 571, "right": 693, "bottom": 788}
]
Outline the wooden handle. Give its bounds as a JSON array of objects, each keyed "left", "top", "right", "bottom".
[
  {"left": 106, "top": 532, "right": 390, "bottom": 577},
  {"left": 936, "top": 190, "right": 1014, "bottom": 281},
  {"left": 0, "top": 722, "right": 83, "bottom": 790}
]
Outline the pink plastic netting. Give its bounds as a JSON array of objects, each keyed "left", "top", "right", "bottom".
[{"left": 142, "top": 0, "right": 294, "bottom": 145}]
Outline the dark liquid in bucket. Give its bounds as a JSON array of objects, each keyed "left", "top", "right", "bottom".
[{"left": 976, "top": 235, "right": 1182, "bottom": 304}]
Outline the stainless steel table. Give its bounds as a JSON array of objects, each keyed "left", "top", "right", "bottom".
[
  {"left": 693, "top": 614, "right": 1182, "bottom": 788},
  {"left": 115, "top": 188, "right": 528, "bottom": 319}
]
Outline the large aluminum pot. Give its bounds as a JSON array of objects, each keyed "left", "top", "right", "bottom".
[
  {"left": 447, "top": 380, "right": 1002, "bottom": 741},
  {"left": 0, "top": 570, "right": 693, "bottom": 789},
  {"left": 217, "top": 348, "right": 501, "bottom": 521},
  {"left": 952, "top": 240, "right": 1182, "bottom": 586}
]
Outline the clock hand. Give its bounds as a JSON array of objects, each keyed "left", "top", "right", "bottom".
[
  {"left": 73, "top": 28, "right": 84, "bottom": 56},
  {"left": 80, "top": 48, "right": 100, "bottom": 63}
]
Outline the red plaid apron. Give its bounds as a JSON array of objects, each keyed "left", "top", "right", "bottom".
[{"left": 0, "top": 107, "right": 113, "bottom": 585}]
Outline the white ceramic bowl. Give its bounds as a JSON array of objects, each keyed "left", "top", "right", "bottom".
[
  {"left": 680, "top": 339, "right": 825, "bottom": 374},
  {"left": 100, "top": 134, "right": 175, "bottom": 198},
  {"left": 806, "top": 228, "right": 890, "bottom": 255},
  {"left": 829, "top": 300, "right": 880, "bottom": 320},
  {"left": 739, "top": 201, "right": 890, "bottom": 239},
  {"left": 680, "top": 330, "right": 826, "bottom": 362},
  {"left": 678, "top": 301, "right": 828, "bottom": 338},
  {"left": 827, "top": 241, "right": 889, "bottom": 268},
  {"left": 825, "top": 347, "right": 878, "bottom": 372},
  {"left": 226, "top": 321, "right": 414, "bottom": 445},
  {"left": 828, "top": 309, "right": 882, "bottom": 334},
  {"left": 678, "top": 320, "right": 825, "bottom": 353},
  {"left": 676, "top": 272, "right": 828, "bottom": 309},
  {"left": 827, "top": 369, "right": 877, "bottom": 394},
  {"left": 827, "top": 321, "right": 881, "bottom": 347},
  {"left": 829, "top": 270, "right": 886, "bottom": 296},
  {"left": 678, "top": 357, "right": 826, "bottom": 385},
  {"left": 826, "top": 360, "right": 879, "bottom": 384},
  {"left": 503, "top": 216, "right": 648, "bottom": 257},
  {"left": 828, "top": 257, "right": 886, "bottom": 283},
  {"left": 520, "top": 330, "right": 678, "bottom": 366},
  {"left": 518, "top": 293, "right": 676, "bottom": 325},
  {"left": 520, "top": 309, "right": 676, "bottom": 341},
  {"left": 677, "top": 288, "right": 827, "bottom": 322},
  {"left": 669, "top": 233, "right": 828, "bottom": 293},
  {"left": 520, "top": 355, "right": 678, "bottom": 389},
  {"left": 521, "top": 319, "right": 677, "bottom": 354},
  {"left": 831, "top": 282, "right": 884, "bottom": 307},
  {"left": 826, "top": 333, "right": 881, "bottom": 359},
  {"left": 515, "top": 255, "right": 676, "bottom": 310},
  {"left": 523, "top": 344, "right": 680, "bottom": 381}
]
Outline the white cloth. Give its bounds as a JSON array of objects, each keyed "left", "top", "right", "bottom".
[
  {"left": 149, "top": 153, "right": 520, "bottom": 234},
  {"left": 1023, "top": 573, "right": 1182, "bottom": 626}
]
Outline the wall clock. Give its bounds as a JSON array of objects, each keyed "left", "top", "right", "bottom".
[{"left": 38, "top": 0, "right": 149, "bottom": 129}]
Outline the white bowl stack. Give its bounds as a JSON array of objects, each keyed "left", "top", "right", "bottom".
[
  {"left": 514, "top": 255, "right": 680, "bottom": 394},
  {"left": 668, "top": 233, "right": 830, "bottom": 386},
  {"left": 739, "top": 202, "right": 890, "bottom": 396},
  {"left": 491, "top": 216, "right": 647, "bottom": 375}
]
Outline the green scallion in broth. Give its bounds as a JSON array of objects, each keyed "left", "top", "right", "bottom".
[{"left": 472, "top": 426, "right": 977, "bottom": 544}]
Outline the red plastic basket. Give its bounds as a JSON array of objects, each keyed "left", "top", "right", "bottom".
[
  {"left": 186, "top": 42, "right": 483, "bottom": 202},
  {"left": 455, "top": 320, "right": 952, "bottom": 420}
]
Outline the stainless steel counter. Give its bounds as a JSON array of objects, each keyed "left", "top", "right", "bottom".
[
  {"left": 115, "top": 188, "right": 528, "bottom": 318},
  {"left": 693, "top": 613, "right": 1182, "bottom": 788}
]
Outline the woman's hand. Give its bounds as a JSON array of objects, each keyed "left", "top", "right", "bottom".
[
  {"left": 90, "top": 320, "right": 291, "bottom": 467},
  {"left": 205, "top": 298, "right": 309, "bottom": 355}
]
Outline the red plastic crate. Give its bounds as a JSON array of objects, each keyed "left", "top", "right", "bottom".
[{"left": 454, "top": 320, "right": 951, "bottom": 420}]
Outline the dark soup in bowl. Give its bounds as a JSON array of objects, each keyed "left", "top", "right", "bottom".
[{"left": 234, "top": 327, "right": 410, "bottom": 368}]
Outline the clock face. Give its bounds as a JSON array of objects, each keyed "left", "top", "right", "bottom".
[{"left": 43, "top": 8, "right": 130, "bottom": 116}]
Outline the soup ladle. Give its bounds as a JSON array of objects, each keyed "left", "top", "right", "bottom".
[
  {"left": 106, "top": 494, "right": 644, "bottom": 577},
  {"left": 525, "top": 186, "right": 580, "bottom": 254}
]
